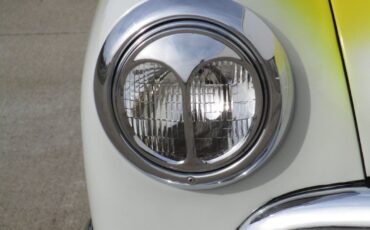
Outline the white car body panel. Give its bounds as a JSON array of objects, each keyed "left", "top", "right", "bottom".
[{"left": 81, "top": 0, "right": 364, "bottom": 229}]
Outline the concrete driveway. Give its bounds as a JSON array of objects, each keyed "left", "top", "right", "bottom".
[{"left": 0, "top": 1, "right": 97, "bottom": 229}]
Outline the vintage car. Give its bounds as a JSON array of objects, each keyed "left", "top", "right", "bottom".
[{"left": 82, "top": 0, "right": 370, "bottom": 229}]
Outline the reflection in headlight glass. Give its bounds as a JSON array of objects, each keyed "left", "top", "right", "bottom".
[
  {"left": 190, "top": 60, "right": 256, "bottom": 161},
  {"left": 122, "top": 62, "right": 186, "bottom": 161}
]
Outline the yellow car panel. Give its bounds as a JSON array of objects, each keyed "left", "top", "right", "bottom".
[{"left": 331, "top": 0, "right": 370, "bottom": 176}]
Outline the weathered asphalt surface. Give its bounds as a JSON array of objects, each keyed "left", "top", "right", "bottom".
[{"left": 0, "top": 1, "right": 97, "bottom": 229}]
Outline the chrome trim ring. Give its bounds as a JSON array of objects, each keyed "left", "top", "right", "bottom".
[
  {"left": 94, "top": 0, "right": 293, "bottom": 189},
  {"left": 113, "top": 24, "right": 265, "bottom": 173}
]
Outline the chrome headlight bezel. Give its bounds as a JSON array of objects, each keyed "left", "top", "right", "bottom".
[{"left": 94, "top": 0, "right": 294, "bottom": 189}]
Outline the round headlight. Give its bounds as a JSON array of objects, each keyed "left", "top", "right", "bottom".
[
  {"left": 115, "top": 54, "right": 263, "bottom": 172},
  {"left": 95, "top": 1, "right": 293, "bottom": 189}
]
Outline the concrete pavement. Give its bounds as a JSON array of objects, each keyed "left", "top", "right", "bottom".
[{"left": 0, "top": 1, "right": 97, "bottom": 229}]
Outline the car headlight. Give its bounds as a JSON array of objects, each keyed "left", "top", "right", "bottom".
[{"left": 95, "top": 0, "right": 293, "bottom": 189}]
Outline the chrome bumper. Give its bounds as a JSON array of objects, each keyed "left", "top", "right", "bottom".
[{"left": 239, "top": 184, "right": 370, "bottom": 229}]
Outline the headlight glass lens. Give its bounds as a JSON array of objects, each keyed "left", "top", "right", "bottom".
[
  {"left": 116, "top": 58, "right": 259, "bottom": 168},
  {"left": 120, "top": 62, "right": 186, "bottom": 161},
  {"left": 190, "top": 60, "right": 256, "bottom": 161}
]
